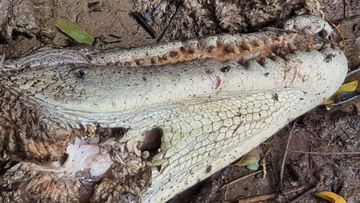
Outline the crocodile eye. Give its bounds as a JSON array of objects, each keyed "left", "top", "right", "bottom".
[{"left": 77, "top": 70, "right": 86, "bottom": 80}]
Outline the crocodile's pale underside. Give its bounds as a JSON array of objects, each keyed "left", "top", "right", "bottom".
[{"left": 0, "top": 15, "right": 348, "bottom": 202}]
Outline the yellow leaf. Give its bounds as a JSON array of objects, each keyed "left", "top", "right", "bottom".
[
  {"left": 336, "top": 80, "right": 358, "bottom": 94},
  {"left": 315, "top": 191, "right": 347, "bottom": 203},
  {"left": 323, "top": 80, "right": 358, "bottom": 105}
]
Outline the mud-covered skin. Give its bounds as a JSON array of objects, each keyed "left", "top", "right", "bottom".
[
  {"left": 0, "top": 16, "right": 348, "bottom": 202},
  {"left": 0, "top": 80, "right": 82, "bottom": 162},
  {"left": 0, "top": 138, "right": 148, "bottom": 203},
  {"left": 0, "top": 163, "right": 80, "bottom": 203}
]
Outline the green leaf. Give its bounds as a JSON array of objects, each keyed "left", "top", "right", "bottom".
[
  {"left": 246, "top": 161, "right": 260, "bottom": 171},
  {"left": 56, "top": 19, "right": 95, "bottom": 45}
]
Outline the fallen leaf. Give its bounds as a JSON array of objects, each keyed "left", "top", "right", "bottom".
[
  {"left": 246, "top": 162, "right": 260, "bottom": 171},
  {"left": 235, "top": 148, "right": 261, "bottom": 171},
  {"left": 336, "top": 80, "right": 358, "bottom": 93},
  {"left": 323, "top": 80, "right": 358, "bottom": 105},
  {"left": 56, "top": 19, "right": 95, "bottom": 45},
  {"left": 315, "top": 191, "right": 347, "bottom": 203}
]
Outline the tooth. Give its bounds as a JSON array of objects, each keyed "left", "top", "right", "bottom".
[
  {"left": 162, "top": 53, "right": 169, "bottom": 60},
  {"left": 216, "top": 40, "right": 224, "bottom": 47},
  {"left": 258, "top": 57, "right": 266, "bottom": 66},
  {"left": 188, "top": 47, "right": 196, "bottom": 54},
  {"left": 180, "top": 46, "right": 187, "bottom": 52},
  {"left": 206, "top": 46, "right": 215, "bottom": 53},
  {"left": 187, "top": 42, "right": 199, "bottom": 54},
  {"left": 288, "top": 43, "right": 297, "bottom": 51},
  {"left": 253, "top": 40, "right": 264, "bottom": 47},
  {"left": 241, "top": 42, "right": 252, "bottom": 51},
  {"left": 136, "top": 59, "right": 144, "bottom": 65},
  {"left": 151, "top": 57, "right": 159, "bottom": 64},
  {"left": 264, "top": 38, "right": 272, "bottom": 45},
  {"left": 170, "top": 51, "right": 178, "bottom": 58},
  {"left": 225, "top": 43, "right": 240, "bottom": 54},
  {"left": 268, "top": 53, "right": 277, "bottom": 60}
]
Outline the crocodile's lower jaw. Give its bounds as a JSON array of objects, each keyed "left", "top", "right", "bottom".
[
  {"left": 141, "top": 48, "right": 348, "bottom": 202},
  {"left": 0, "top": 16, "right": 348, "bottom": 202}
]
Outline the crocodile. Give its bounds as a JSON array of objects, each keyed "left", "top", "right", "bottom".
[{"left": 0, "top": 15, "right": 348, "bottom": 202}]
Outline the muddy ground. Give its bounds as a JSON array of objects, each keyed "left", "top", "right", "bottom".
[{"left": 0, "top": 0, "right": 360, "bottom": 202}]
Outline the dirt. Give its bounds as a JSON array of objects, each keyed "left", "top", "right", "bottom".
[
  {"left": 0, "top": 0, "right": 156, "bottom": 58},
  {"left": 0, "top": 0, "right": 359, "bottom": 202}
]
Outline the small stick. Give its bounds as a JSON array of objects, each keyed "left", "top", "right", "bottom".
[
  {"left": 221, "top": 170, "right": 262, "bottom": 189},
  {"left": 289, "top": 149, "right": 360, "bottom": 155},
  {"left": 0, "top": 54, "right": 5, "bottom": 70},
  {"left": 261, "top": 27, "right": 298, "bottom": 34},
  {"left": 289, "top": 186, "right": 317, "bottom": 203},
  {"left": 237, "top": 186, "right": 305, "bottom": 203},
  {"left": 129, "top": 12, "right": 157, "bottom": 39},
  {"left": 343, "top": 0, "right": 349, "bottom": 18},
  {"left": 279, "top": 122, "right": 297, "bottom": 188},
  {"left": 109, "top": 34, "right": 122, "bottom": 39},
  {"left": 157, "top": 3, "right": 180, "bottom": 42},
  {"left": 332, "top": 14, "right": 360, "bottom": 24}
]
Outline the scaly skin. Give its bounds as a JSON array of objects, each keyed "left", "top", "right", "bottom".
[{"left": 0, "top": 15, "right": 348, "bottom": 202}]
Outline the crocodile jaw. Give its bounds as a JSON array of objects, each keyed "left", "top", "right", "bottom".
[
  {"left": 139, "top": 48, "right": 347, "bottom": 202},
  {"left": 2, "top": 48, "right": 347, "bottom": 202},
  {"left": 0, "top": 15, "right": 348, "bottom": 202}
]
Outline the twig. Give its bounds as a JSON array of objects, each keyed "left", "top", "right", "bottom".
[
  {"left": 237, "top": 186, "right": 305, "bottom": 203},
  {"left": 129, "top": 12, "right": 157, "bottom": 38},
  {"left": 261, "top": 27, "right": 298, "bottom": 34},
  {"left": 0, "top": 54, "right": 4, "bottom": 70},
  {"left": 279, "top": 122, "right": 297, "bottom": 188},
  {"left": 289, "top": 186, "right": 317, "bottom": 203},
  {"left": 343, "top": 0, "right": 349, "bottom": 18},
  {"left": 269, "top": 153, "right": 278, "bottom": 184},
  {"left": 289, "top": 149, "right": 360, "bottom": 155},
  {"left": 332, "top": 14, "right": 360, "bottom": 24},
  {"left": 268, "top": 153, "right": 289, "bottom": 202},
  {"left": 156, "top": 2, "right": 180, "bottom": 42},
  {"left": 221, "top": 170, "right": 262, "bottom": 189}
]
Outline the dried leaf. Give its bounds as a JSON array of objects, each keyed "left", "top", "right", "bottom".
[
  {"left": 235, "top": 148, "right": 261, "bottom": 167},
  {"left": 56, "top": 19, "right": 95, "bottom": 45},
  {"left": 315, "top": 191, "right": 347, "bottom": 203}
]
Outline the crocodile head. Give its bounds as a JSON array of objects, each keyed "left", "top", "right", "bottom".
[{"left": 0, "top": 15, "right": 348, "bottom": 202}]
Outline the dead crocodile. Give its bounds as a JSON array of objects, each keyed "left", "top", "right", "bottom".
[{"left": 0, "top": 15, "right": 348, "bottom": 202}]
